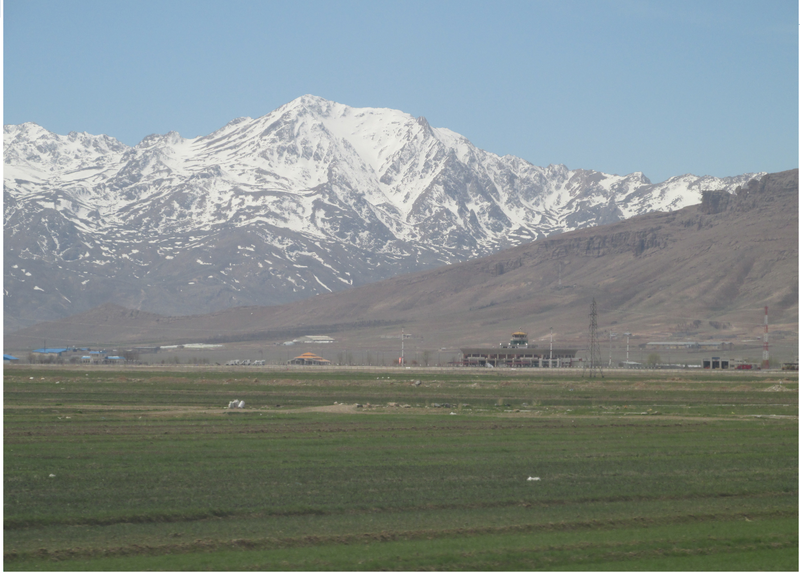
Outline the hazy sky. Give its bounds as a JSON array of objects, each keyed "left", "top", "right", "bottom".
[{"left": 4, "top": 0, "right": 797, "bottom": 183}]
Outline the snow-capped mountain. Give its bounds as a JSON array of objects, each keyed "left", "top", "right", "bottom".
[{"left": 4, "top": 95, "right": 761, "bottom": 331}]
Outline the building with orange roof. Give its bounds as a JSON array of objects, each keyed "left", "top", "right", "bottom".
[{"left": 288, "top": 352, "right": 331, "bottom": 365}]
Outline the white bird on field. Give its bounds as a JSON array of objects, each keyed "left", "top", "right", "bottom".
[{"left": 527, "top": 476, "right": 541, "bottom": 481}]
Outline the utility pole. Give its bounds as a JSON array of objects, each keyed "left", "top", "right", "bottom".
[
  {"left": 401, "top": 328, "right": 405, "bottom": 366},
  {"left": 549, "top": 327, "right": 553, "bottom": 368},
  {"left": 588, "top": 298, "right": 603, "bottom": 378},
  {"left": 762, "top": 306, "right": 769, "bottom": 369},
  {"left": 625, "top": 332, "right": 631, "bottom": 365}
]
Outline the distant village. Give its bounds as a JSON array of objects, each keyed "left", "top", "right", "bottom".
[{"left": 7, "top": 330, "right": 796, "bottom": 371}]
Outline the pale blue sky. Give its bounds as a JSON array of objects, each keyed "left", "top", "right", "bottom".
[{"left": 4, "top": 0, "right": 797, "bottom": 183}]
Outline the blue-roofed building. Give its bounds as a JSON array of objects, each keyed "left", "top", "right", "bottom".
[
  {"left": 4, "top": 354, "right": 19, "bottom": 361},
  {"left": 33, "top": 348, "right": 69, "bottom": 355},
  {"left": 30, "top": 348, "right": 74, "bottom": 363}
]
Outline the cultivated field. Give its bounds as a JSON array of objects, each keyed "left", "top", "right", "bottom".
[{"left": 4, "top": 366, "right": 798, "bottom": 571}]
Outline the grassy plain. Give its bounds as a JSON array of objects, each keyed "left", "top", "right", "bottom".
[{"left": 4, "top": 366, "right": 798, "bottom": 570}]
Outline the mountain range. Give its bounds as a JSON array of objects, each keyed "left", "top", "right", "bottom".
[
  {"left": 5, "top": 169, "right": 796, "bottom": 358},
  {"left": 4, "top": 95, "right": 763, "bottom": 332}
]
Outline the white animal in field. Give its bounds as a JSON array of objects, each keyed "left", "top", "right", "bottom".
[
  {"left": 527, "top": 476, "right": 541, "bottom": 481},
  {"left": 237, "top": 401, "right": 245, "bottom": 408}
]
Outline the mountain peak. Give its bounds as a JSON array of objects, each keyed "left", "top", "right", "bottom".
[
  {"left": 4, "top": 122, "right": 54, "bottom": 144},
  {"left": 279, "top": 94, "right": 341, "bottom": 117},
  {"left": 135, "top": 130, "right": 184, "bottom": 149}
]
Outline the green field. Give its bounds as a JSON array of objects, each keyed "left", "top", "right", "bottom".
[{"left": 4, "top": 366, "right": 798, "bottom": 570}]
